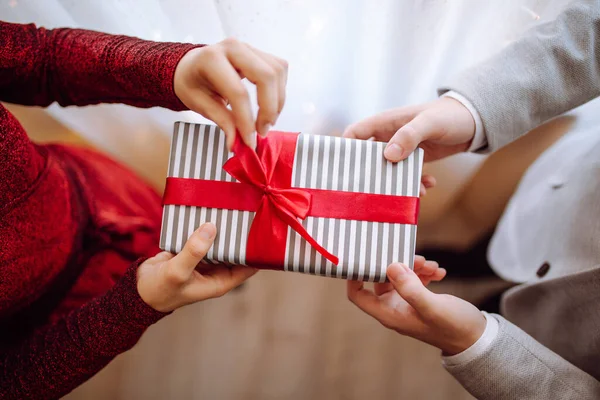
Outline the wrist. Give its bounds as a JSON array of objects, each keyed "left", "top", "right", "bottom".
[
  {"left": 136, "top": 257, "right": 179, "bottom": 313},
  {"left": 440, "top": 91, "right": 486, "bottom": 152},
  {"left": 173, "top": 47, "right": 202, "bottom": 106},
  {"left": 441, "top": 311, "right": 487, "bottom": 356},
  {"left": 440, "top": 96, "right": 476, "bottom": 142},
  {"left": 118, "top": 259, "right": 172, "bottom": 324}
]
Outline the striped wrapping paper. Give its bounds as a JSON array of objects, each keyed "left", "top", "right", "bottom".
[{"left": 160, "top": 122, "right": 424, "bottom": 282}]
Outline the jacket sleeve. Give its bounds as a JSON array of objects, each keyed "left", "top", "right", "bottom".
[
  {"left": 0, "top": 260, "right": 169, "bottom": 400},
  {"left": 444, "top": 314, "right": 600, "bottom": 400},
  {"left": 0, "top": 21, "right": 199, "bottom": 110},
  {"left": 438, "top": 0, "right": 600, "bottom": 152}
]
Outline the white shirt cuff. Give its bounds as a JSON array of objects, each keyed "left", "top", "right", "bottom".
[
  {"left": 441, "top": 312, "right": 499, "bottom": 367},
  {"left": 441, "top": 91, "right": 487, "bottom": 152}
]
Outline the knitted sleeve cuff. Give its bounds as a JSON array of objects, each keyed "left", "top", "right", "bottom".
[{"left": 105, "top": 257, "right": 171, "bottom": 328}]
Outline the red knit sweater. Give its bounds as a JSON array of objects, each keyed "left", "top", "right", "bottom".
[{"left": 0, "top": 21, "right": 198, "bottom": 399}]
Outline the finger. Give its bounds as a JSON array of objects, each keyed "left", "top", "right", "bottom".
[
  {"left": 420, "top": 174, "right": 436, "bottom": 197},
  {"left": 422, "top": 174, "right": 437, "bottom": 189},
  {"left": 384, "top": 112, "right": 440, "bottom": 162},
  {"left": 430, "top": 268, "right": 447, "bottom": 282},
  {"left": 248, "top": 46, "right": 288, "bottom": 117},
  {"left": 419, "top": 272, "right": 439, "bottom": 286},
  {"left": 374, "top": 282, "right": 394, "bottom": 296},
  {"left": 166, "top": 223, "right": 217, "bottom": 282},
  {"left": 225, "top": 42, "right": 280, "bottom": 137},
  {"left": 413, "top": 257, "right": 440, "bottom": 277},
  {"left": 184, "top": 89, "right": 237, "bottom": 150},
  {"left": 343, "top": 105, "right": 424, "bottom": 141},
  {"left": 413, "top": 255, "right": 426, "bottom": 272},
  {"left": 202, "top": 51, "right": 255, "bottom": 149},
  {"left": 152, "top": 251, "right": 175, "bottom": 263},
  {"left": 185, "top": 265, "right": 258, "bottom": 300},
  {"left": 347, "top": 281, "right": 389, "bottom": 321},
  {"left": 386, "top": 263, "right": 437, "bottom": 315},
  {"left": 423, "top": 260, "right": 441, "bottom": 275},
  {"left": 420, "top": 268, "right": 446, "bottom": 286}
]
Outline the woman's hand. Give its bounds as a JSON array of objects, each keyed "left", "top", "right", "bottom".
[
  {"left": 174, "top": 38, "right": 288, "bottom": 150},
  {"left": 344, "top": 97, "right": 476, "bottom": 163},
  {"left": 347, "top": 261, "right": 486, "bottom": 356},
  {"left": 136, "top": 223, "right": 257, "bottom": 312}
]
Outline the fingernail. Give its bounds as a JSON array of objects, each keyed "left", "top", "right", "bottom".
[
  {"left": 261, "top": 123, "right": 272, "bottom": 137},
  {"left": 384, "top": 143, "right": 403, "bottom": 161},
  {"left": 198, "top": 223, "right": 216, "bottom": 240},
  {"left": 387, "top": 263, "right": 406, "bottom": 281},
  {"left": 247, "top": 132, "right": 257, "bottom": 150}
]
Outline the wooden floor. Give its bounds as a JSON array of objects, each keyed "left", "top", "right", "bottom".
[
  {"left": 7, "top": 104, "right": 489, "bottom": 400},
  {"left": 66, "top": 272, "right": 488, "bottom": 400}
]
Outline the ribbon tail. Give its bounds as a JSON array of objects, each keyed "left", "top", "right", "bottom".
[
  {"left": 291, "top": 219, "right": 339, "bottom": 265},
  {"left": 276, "top": 207, "right": 339, "bottom": 265}
]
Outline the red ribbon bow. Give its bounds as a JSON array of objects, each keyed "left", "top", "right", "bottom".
[{"left": 224, "top": 135, "right": 339, "bottom": 265}]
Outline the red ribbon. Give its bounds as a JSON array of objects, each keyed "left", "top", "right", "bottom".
[{"left": 163, "top": 131, "right": 419, "bottom": 269}]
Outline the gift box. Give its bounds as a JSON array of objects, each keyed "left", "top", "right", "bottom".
[{"left": 160, "top": 122, "right": 424, "bottom": 282}]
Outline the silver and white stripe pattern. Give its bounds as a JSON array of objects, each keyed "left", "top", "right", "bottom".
[
  {"left": 160, "top": 122, "right": 253, "bottom": 265},
  {"left": 160, "top": 122, "right": 424, "bottom": 281},
  {"left": 284, "top": 134, "right": 423, "bottom": 282}
]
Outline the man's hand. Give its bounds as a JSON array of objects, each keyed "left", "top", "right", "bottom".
[
  {"left": 344, "top": 97, "right": 476, "bottom": 163},
  {"left": 412, "top": 255, "right": 446, "bottom": 285},
  {"left": 348, "top": 262, "right": 486, "bottom": 356}
]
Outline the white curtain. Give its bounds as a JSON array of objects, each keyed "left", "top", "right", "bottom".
[{"left": 2, "top": 0, "right": 572, "bottom": 143}]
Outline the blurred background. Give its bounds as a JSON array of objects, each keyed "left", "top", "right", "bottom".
[{"left": 3, "top": 0, "right": 597, "bottom": 399}]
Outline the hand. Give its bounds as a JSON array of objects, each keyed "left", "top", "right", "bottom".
[
  {"left": 174, "top": 38, "right": 288, "bottom": 150},
  {"left": 137, "top": 223, "right": 257, "bottom": 312},
  {"left": 412, "top": 255, "right": 446, "bottom": 286},
  {"left": 347, "top": 262, "right": 486, "bottom": 356},
  {"left": 344, "top": 97, "right": 476, "bottom": 163}
]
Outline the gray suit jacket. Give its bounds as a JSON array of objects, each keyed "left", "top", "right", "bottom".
[{"left": 438, "top": 0, "right": 600, "bottom": 398}]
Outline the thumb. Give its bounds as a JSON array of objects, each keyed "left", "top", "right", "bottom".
[
  {"left": 384, "top": 112, "right": 438, "bottom": 162},
  {"left": 387, "top": 263, "right": 437, "bottom": 315},
  {"left": 169, "top": 223, "right": 217, "bottom": 282}
]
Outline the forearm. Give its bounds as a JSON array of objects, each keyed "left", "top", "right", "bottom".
[
  {"left": 439, "top": 0, "right": 600, "bottom": 152},
  {"left": 0, "top": 260, "right": 168, "bottom": 400},
  {"left": 0, "top": 21, "right": 198, "bottom": 109},
  {"left": 444, "top": 314, "right": 600, "bottom": 399}
]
